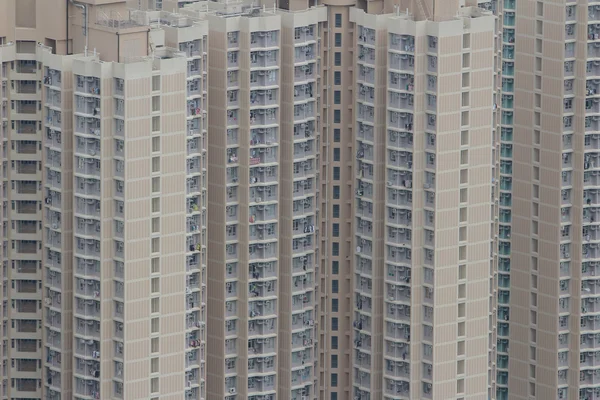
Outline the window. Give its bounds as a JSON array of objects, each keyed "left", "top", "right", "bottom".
[
  {"left": 335, "top": 33, "right": 342, "bottom": 47},
  {"left": 334, "top": 52, "right": 341, "bottom": 66},
  {"left": 331, "top": 373, "right": 338, "bottom": 387},
  {"left": 333, "top": 186, "right": 340, "bottom": 199},
  {"left": 333, "top": 167, "right": 340, "bottom": 180},
  {"left": 332, "top": 279, "right": 339, "bottom": 293},
  {"left": 332, "top": 242, "right": 339, "bottom": 256},
  {"left": 331, "top": 393, "right": 338, "bottom": 400},
  {"left": 335, "top": 14, "right": 342, "bottom": 27},
  {"left": 334, "top": 148, "right": 340, "bottom": 161},
  {"left": 334, "top": 91, "right": 341, "bottom": 104},
  {"left": 334, "top": 129, "right": 341, "bottom": 142},
  {"left": 331, "top": 355, "right": 338, "bottom": 368},
  {"left": 333, "top": 223, "right": 340, "bottom": 237},
  {"left": 332, "top": 261, "right": 339, "bottom": 274},
  {"left": 332, "top": 298, "right": 339, "bottom": 312},
  {"left": 333, "top": 204, "right": 340, "bottom": 218},
  {"left": 334, "top": 71, "right": 341, "bottom": 85},
  {"left": 334, "top": 110, "right": 341, "bottom": 123},
  {"left": 331, "top": 336, "right": 338, "bottom": 349},
  {"left": 331, "top": 318, "right": 339, "bottom": 331}
]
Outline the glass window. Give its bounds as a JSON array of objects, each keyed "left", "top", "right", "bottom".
[
  {"left": 331, "top": 373, "right": 338, "bottom": 386},
  {"left": 333, "top": 204, "right": 340, "bottom": 218},
  {"left": 334, "top": 110, "right": 341, "bottom": 123},
  {"left": 335, "top": 33, "right": 342, "bottom": 47}
]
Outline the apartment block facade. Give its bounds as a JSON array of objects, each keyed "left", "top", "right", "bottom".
[
  {"left": 509, "top": 1, "right": 600, "bottom": 400},
  {"left": 0, "top": 2, "right": 209, "bottom": 399},
  {"left": 350, "top": 6, "right": 497, "bottom": 400},
  {"left": 180, "top": 2, "right": 327, "bottom": 398},
  {"left": 5, "top": 1, "right": 582, "bottom": 400}
]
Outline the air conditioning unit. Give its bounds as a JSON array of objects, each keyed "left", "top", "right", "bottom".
[{"left": 229, "top": 388, "right": 236, "bottom": 394}]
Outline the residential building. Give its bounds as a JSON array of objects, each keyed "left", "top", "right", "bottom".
[
  {"left": 509, "top": 1, "right": 600, "bottom": 399},
  {"left": 0, "top": 1, "right": 527, "bottom": 400},
  {"left": 350, "top": 4, "right": 497, "bottom": 400},
  {"left": 181, "top": 2, "right": 326, "bottom": 399},
  {"left": 0, "top": 2, "right": 208, "bottom": 399}
]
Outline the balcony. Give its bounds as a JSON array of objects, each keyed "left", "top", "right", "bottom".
[
  {"left": 13, "top": 299, "right": 39, "bottom": 318},
  {"left": 294, "top": 25, "right": 316, "bottom": 44},
  {"left": 357, "top": 46, "right": 376, "bottom": 66},
  {"left": 15, "top": 240, "right": 39, "bottom": 255},
  {"left": 502, "top": 61, "right": 514, "bottom": 77},
  {"left": 250, "top": 109, "right": 278, "bottom": 126},
  {"left": 75, "top": 95, "right": 101, "bottom": 116},
  {"left": 389, "top": 34, "right": 414, "bottom": 53},
  {"left": 588, "top": 61, "right": 600, "bottom": 77},
  {"left": 503, "top": 11, "right": 515, "bottom": 26},
  {"left": 44, "top": 68, "right": 62, "bottom": 87},
  {"left": 249, "top": 243, "right": 277, "bottom": 260},
  {"left": 16, "top": 60, "right": 37, "bottom": 74},
  {"left": 74, "top": 377, "right": 100, "bottom": 398},
  {"left": 590, "top": 43, "right": 600, "bottom": 59},
  {"left": 247, "top": 376, "right": 276, "bottom": 394},
  {"left": 386, "top": 283, "right": 411, "bottom": 304},
  {"left": 75, "top": 76, "right": 101, "bottom": 96},
  {"left": 249, "top": 223, "right": 277, "bottom": 242},
  {"left": 357, "top": 65, "right": 375, "bottom": 85},
  {"left": 250, "top": 89, "right": 278, "bottom": 107},
  {"left": 75, "top": 297, "right": 100, "bottom": 319},
  {"left": 357, "top": 104, "right": 375, "bottom": 123},
  {"left": 250, "top": 70, "right": 278, "bottom": 88},
  {"left": 248, "top": 317, "right": 277, "bottom": 336},
  {"left": 250, "top": 185, "right": 278, "bottom": 203},
  {"left": 290, "top": 349, "right": 312, "bottom": 369},
  {"left": 291, "top": 311, "right": 314, "bottom": 331},
  {"left": 502, "top": 78, "right": 514, "bottom": 93},
  {"left": 388, "top": 111, "right": 413, "bottom": 131},
  {"left": 389, "top": 54, "right": 414, "bottom": 72},
  {"left": 250, "top": 31, "right": 278, "bottom": 49},
  {"left": 250, "top": 167, "right": 278, "bottom": 184},
  {"left": 75, "top": 278, "right": 100, "bottom": 299},
  {"left": 75, "top": 116, "right": 101, "bottom": 136},
  {"left": 388, "top": 72, "right": 413, "bottom": 93},
  {"left": 584, "top": 171, "right": 600, "bottom": 187},
  {"left": 294, "top": 45, "right": 316, "bottom": 63},
  {"left": 389, "top": 92, "right": 414, "bottom": 111},
  {"left": 250, "top": 148, "right": 277, "bottom": 166}
]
